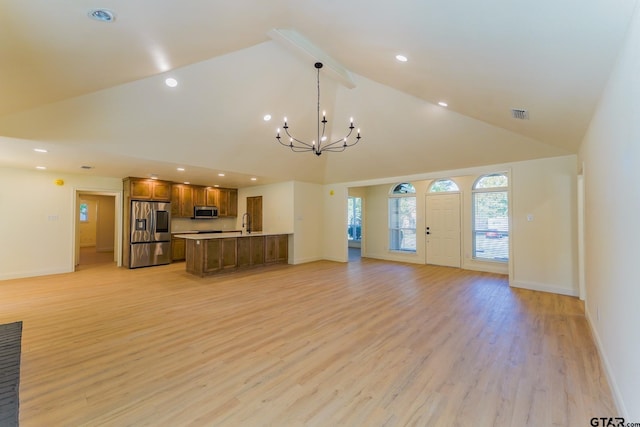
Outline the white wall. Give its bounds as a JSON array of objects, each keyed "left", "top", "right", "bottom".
[
  {"left": 0, "top": 167, "right": 121, "bottom": 280},
  {"left": 510, "top": 156, "right": 578, "bottom": 296},
  {"left": 237, "top": 181, "right": 295, "bottom": 234},
  {"left": 292, "top": 182, "right": 324, "bottom": 264},
  {"left": 322, "top": 184, "right": 349, "bottom": 262},
  {"left": 578, "top": 3, "right": 640, "bottom": 418}
]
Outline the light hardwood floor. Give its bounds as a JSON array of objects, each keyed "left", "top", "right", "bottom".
[{"left": 0, "top": 258, "right": 616, "bottom": 426}]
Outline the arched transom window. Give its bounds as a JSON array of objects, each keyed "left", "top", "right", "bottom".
[{"left": 429, "top": 179, "right": 460, "bottom": 192}]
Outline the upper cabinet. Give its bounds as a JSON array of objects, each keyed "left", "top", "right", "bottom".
[
  {"left": 125, "top": 177, "right": 172, "bottom": 201},
  {"left": 169, "top": 183, "right": 238, "bottom": 218},
  {"left": 171, "top": 184, "right": 194, "bottom": 218},
  {"left": 218, "top": 188, "right": 238, "bottom": 217}
]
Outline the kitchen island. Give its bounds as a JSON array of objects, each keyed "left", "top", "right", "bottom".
[{"left": 173, "top": 232, "right": 290, "bottom": 276}]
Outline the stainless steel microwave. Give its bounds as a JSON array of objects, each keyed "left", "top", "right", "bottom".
[{"left": 193, "top": 206, "right": 218, "bottom": 219}]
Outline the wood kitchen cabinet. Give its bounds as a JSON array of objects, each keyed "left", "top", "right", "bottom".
[
  {"left": 205, "top": 187, "right": 219, "bottom": 207},
  {"left": 171, "top": 184, "right": 194, "bottom": 218},
  {"left": 204, "top": 187, "right": 238, "bottom": 217},
  {"left": 265, "top": 234, "right": 288, "bottom": 264},
  {"left": 185, "top": 236, "right": 239, "bottom": 274},
  {"left": 182, "top": 234, "right": 286, "bottom": 276},
  {"left": 125, "top": 177, "right": 172, "bottom": 201},
  {"left": 237, "top": 235, "right": 265, "bottom": 268},
  {"left": 218, "top": 188, "right": 238, "bottom": 217},
  {"left": 171, "top": 236, "right": 186, "bottom": 261},
  {"left": 192, "top": 186, "right": 206, "bottom": 206}
]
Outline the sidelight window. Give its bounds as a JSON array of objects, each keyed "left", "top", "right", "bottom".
[
  {"left": 389, "top": 183, "right": 416, "bottom": 252},
  {"left": 347, "top": 197, "right": 362, "bottom": 241},
  {"left": 472, "top": 173, "right": 509, "bottom": 261}
]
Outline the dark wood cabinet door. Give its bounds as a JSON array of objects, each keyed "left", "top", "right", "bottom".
[
  {"left": 193, "top": 186, "right": 206, "bottom": 206},
  {"left": 152, "top": 181, "right": 172, "bottom": 201},
  {"left": 204, "top": 239, "right": 222, "bottom": 272},
  {"left": 171, "top": 237, "right": 185, "bottom": 261},
  {"left": 220, "top": 238, "right": 237, "bottom": 269},
  {"left": 250, "top": 236, "right": 265, "bottom": 265}
]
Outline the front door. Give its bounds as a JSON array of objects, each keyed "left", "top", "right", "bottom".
[{"left": 425, "top": 193, "right": 461, "bottom": 267}]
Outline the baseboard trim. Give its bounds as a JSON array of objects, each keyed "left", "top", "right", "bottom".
[
  {"left": 0, "top": 267, "right": 72, "bottom": 281},
  {"left": 291, "top": 256, "right": 324, "bottom": 265},
  {"left": 585, "top": 307, "right": 628, "bottom": 418},
  {"left": 510, "top": 280, "right": 579, "bottom": 297}
]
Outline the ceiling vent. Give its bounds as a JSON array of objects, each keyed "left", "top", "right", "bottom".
[
  {"left": 80, "top": 165, "right": 94, "bottom": 170},
  {"left": 511, "top": 109, "right": 529, "bottom": 120}
]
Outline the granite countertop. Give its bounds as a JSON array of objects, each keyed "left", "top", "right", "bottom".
[{"left": 173, "top": 231, "right": 290, "bottom": 240}]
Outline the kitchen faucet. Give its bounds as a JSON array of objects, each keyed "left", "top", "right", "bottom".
[{"left": 242, "top": 212, "right": 252, "bottom": 234}]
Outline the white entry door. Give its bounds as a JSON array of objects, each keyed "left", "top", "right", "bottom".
[{"left": 425, "top": 193, "right": 461, "bottom": 267}]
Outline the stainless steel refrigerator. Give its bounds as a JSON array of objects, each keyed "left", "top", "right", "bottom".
[{"left": 129, "top": 200, "right": 172, "bottom": 268}]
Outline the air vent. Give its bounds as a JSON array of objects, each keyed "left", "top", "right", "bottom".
[
  {"left": 80, "top": 165, "right": 94, "bottom": 170},
  {"left": 511, "top": 109, "right": 529, "bottom": 120}
]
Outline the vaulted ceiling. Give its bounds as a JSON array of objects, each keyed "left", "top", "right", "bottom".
[{"left": 0, "top": 0, "right": 637, "bottom": 186}]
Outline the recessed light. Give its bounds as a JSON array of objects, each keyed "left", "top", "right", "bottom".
[
  {"left": 438, "top": 101, "right": 448, "bottom": 107},
  {"left": 88, "top": 9, "right": 116, "bottom": 23},
  {"left": 177, "top": 167, "right": 185, "bottom": 171},
  {"left": 36, "top": 166, "right": 46, "bottom": 170},
  {"left": 34, "top": 148, "right": 47, "bottom": 153},
  {"left": 150, "top": 174, "right": 158, "bottom": 180},
  {"left": 165, "top": 78, "right": 178, "bottom": 88},
  {"left": 218, "top": 173, "right": 225, "bottom": 177},
  {"left": 251, "top": 177, "right": 257, "bottom": 181},
  {"left": 263, "top": 114, "right": 272, "bottom": 121},
  {"left": 214, "top": 185, "right": 220, "bottom": 188},
  {"left": 395, "top": 54, "right": 408, "bottom": 62},
  {"left": 184, "top": 181, "right": 190, "bottom": 185}
]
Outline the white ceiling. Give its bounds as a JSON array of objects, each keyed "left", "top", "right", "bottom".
[{"left": 0, "top": 0, "right": 637, "bottom": 187}]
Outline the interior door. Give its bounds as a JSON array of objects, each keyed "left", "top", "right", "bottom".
[
  {"left": 425, "top": 193, "right": 461, "bottom": 267},
  {"left": 246, "top": 196, "right": 263, "bottom": 232}
]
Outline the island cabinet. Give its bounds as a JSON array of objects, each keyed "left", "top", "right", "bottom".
[
  {"left": 181, "top": 234, "right": 288, "bottom": 277},
  {"left": 265, "top": 234, "right": 288, "bottom": 264},
  {"left": 186, "top": 237, "right": 238, "bottom": 275},
  {"left": 237, "top": 235, "right": 265, "bottom": 268},
  {"left": 125, "top": 177, "right": 172, "bottom": 201}
]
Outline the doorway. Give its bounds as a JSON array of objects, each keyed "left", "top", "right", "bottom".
[
  {"left": 425, "top": 193, "right": 461, "bottom": 267},
  {"left": 75, "top": 191, "right": 121, "bottom": 269}
]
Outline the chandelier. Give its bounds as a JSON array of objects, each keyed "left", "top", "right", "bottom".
[{"left": 276, "top": 62, "right": 361, "bottom": 156}]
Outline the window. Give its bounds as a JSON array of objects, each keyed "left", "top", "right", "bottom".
[
  {"left": 347, "top": 197, "right": 362, "bottom": 241},
  {"left": 79, "top": 202, "right": 89, "bottom": 222},
  {"left": 389, "top": 183, "right": 416, "bottom": 252},
  {"left": 472, "top": 173, "right": 508, "bottom": 261},
  {"left": 429, "top": 179, "right": 460, "bottom": 192}
]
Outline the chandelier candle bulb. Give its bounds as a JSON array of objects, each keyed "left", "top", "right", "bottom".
[{"left": 274, "top": 62, "right": 362, "bottom": 156}]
